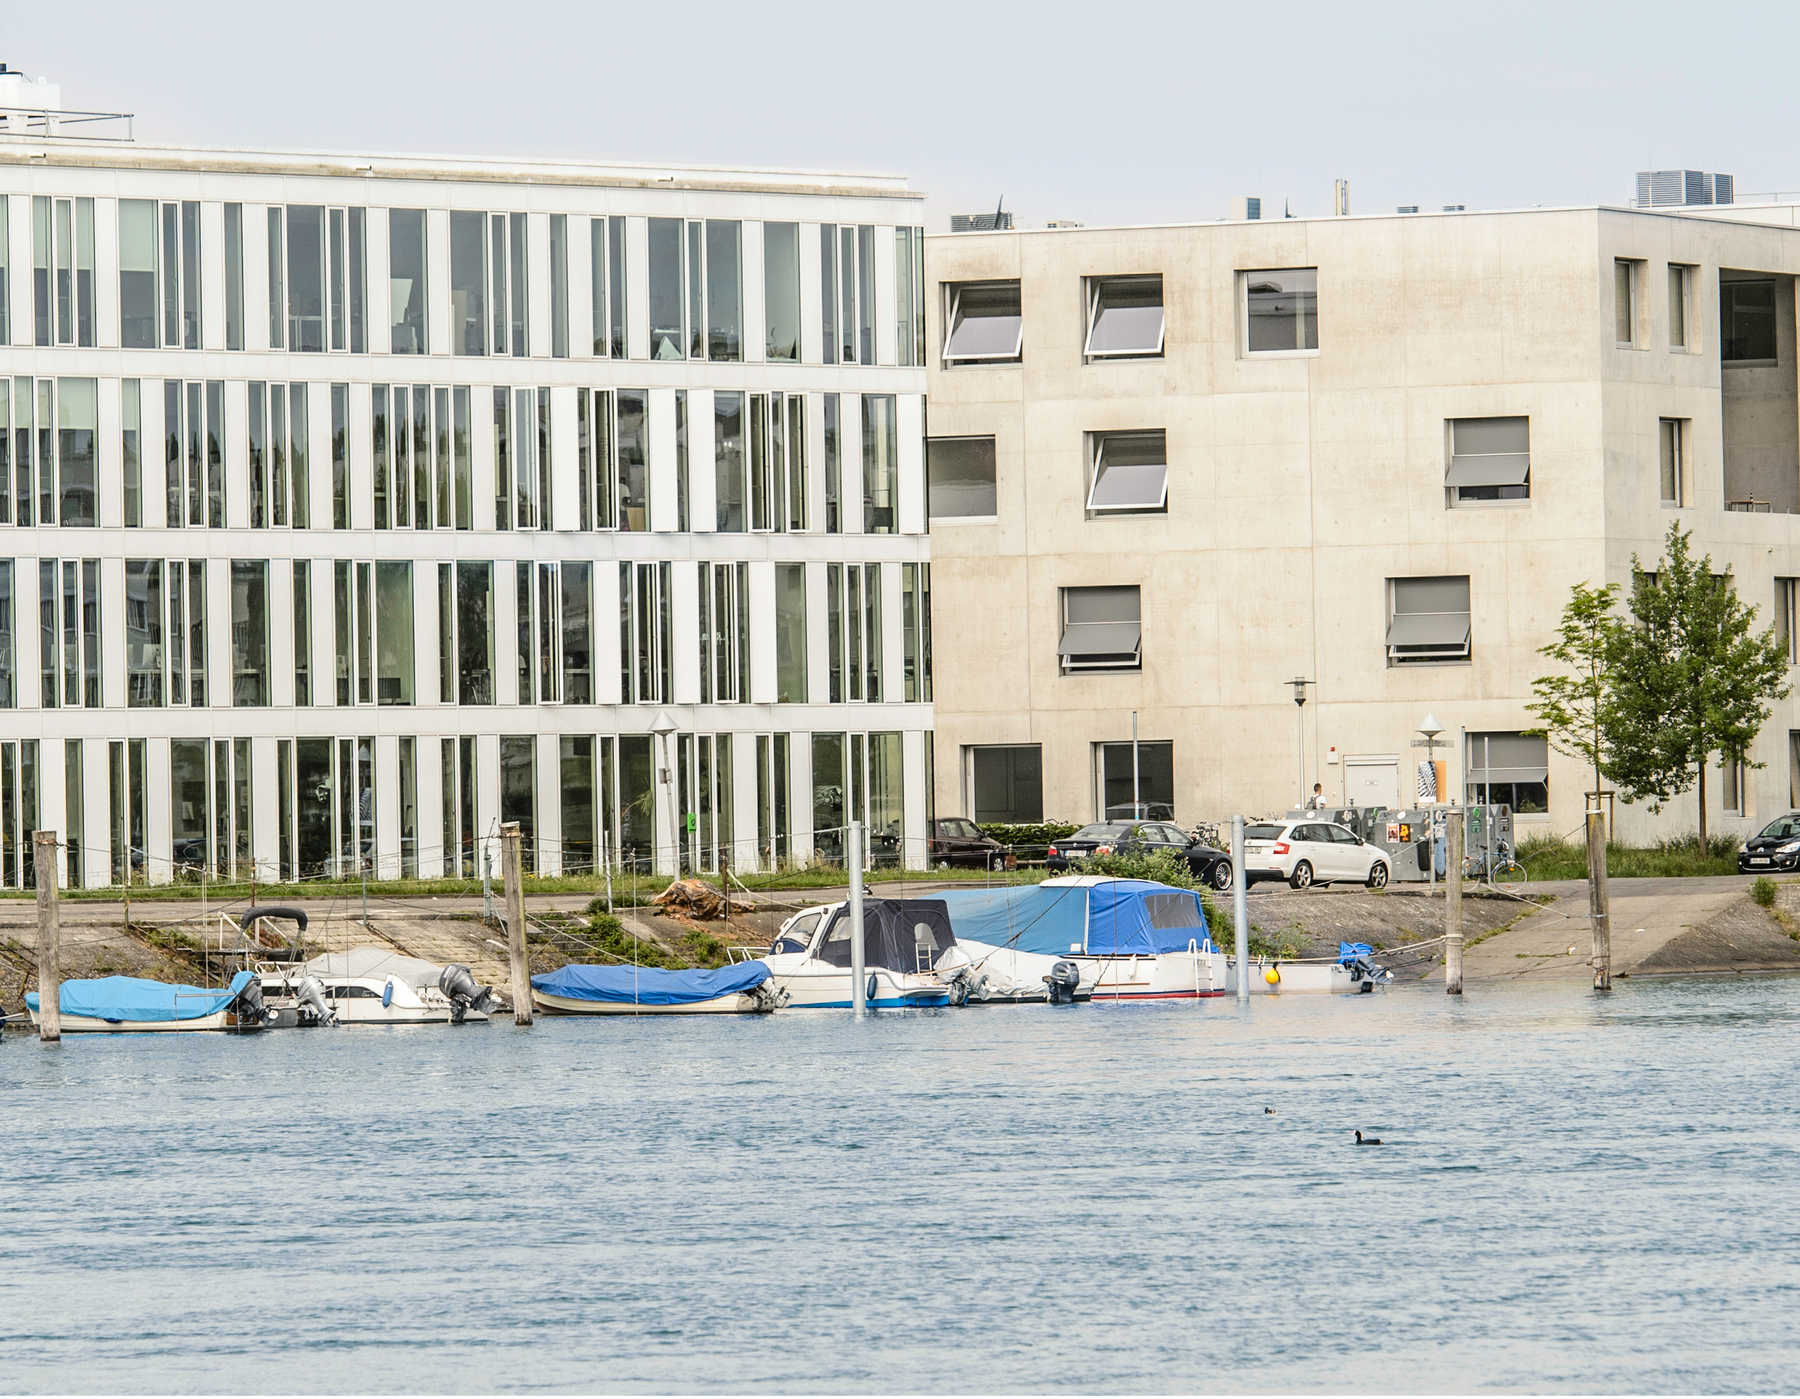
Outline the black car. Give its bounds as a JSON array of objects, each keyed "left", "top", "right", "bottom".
[
  {"left": 1046, "top": 821, "right": 1233, "bottom": 889},
  {"left": 928, "top": 817, "right": 1005, "bottom": 869},
  {"left": 1739, "top": 813, "right": 1800, "bottom": 873}
]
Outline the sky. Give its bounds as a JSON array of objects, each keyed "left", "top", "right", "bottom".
[{"left": 10, "top": 0, "right": 1800, "bottom": 228}]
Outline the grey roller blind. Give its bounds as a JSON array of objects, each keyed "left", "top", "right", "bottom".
[
  {"left": 944, "top": 282, "right": 1023, "bottom": 361},
  {"left": 1448, "top": 416, "right": 1530, "bottom": 487},
  {"left": 1060, "top": 585, "right": 1141, "bottom": 666},
  {"left": 1388, "top": 576, "right": 1470, "bottom": 660},
  {"left": 1467, "top": 731, "right": 1548, "bottom": 782}
]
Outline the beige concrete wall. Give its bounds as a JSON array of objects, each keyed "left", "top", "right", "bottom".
[{"left": 928, "top": 206, "right": 1800, "bottom": 845}]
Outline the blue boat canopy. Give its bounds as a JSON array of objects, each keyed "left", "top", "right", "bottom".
[
  {"left": 934, "top": 880, "right": 1211, "bottom": 957},
  {"left": 26, "top": 970, "right": 257, "bottom": 1023},
  {"left": 531, "top": 960, "right": 771, "bottom": 1006}
]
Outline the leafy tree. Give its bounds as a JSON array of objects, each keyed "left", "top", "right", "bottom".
[
  {"left": 1605, "top": 523, "right": 1791, "bottom": 845},
  {"left": 1526, "top": 581, "right": 1625, "bottom": 809}
]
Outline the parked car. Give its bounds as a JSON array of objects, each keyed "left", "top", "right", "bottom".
[
  {"left": 1046, "top": 821, "right": 1194, "bottom": 872},
  {"left": 1182, "top": 838, "right": 1237, "bottom": 892},
  {"left": 928, "top": 818, "right": 1005, "bottom": 869},
  {"left": 1242, "top": 819, "right": 1392, "bottom": 889},
  {"left": 1738, "top": 813, "right": 1800, "bottom": 873}
]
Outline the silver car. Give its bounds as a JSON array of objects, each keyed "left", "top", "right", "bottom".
[{"left": 1242, "top": 819, "right": 1392, "bottom": 890}]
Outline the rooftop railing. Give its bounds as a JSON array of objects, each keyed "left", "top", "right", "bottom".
[{"left": 0, "top": 105, "right": 134, "bottom": 143}]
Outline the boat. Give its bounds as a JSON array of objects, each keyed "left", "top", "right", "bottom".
[
  {"left": 25, "top": 971, "right": 271, "bottom": 1033},
  {"left": 531, "top": 960, "right": 786, "bottom": 1015},
  {"left": 756, "top": 899, "right": 965, "bottom": 1008},
  {"left": 258, "top": 947, "right": 498, "bottom": 1026},
  {"left": 933, "top": 878, "right": 1226, "bottom": 1002},
  {"left": 1231, "top": 942, "right": 1394, "bottom": 995}
]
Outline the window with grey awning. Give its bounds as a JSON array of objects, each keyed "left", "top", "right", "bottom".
[
  {"left": 1465, "top": 731, "right": 1549, "bottom": 813},
  {"left": 1387, "top": 575, "right": 1471, "bottom": 664},
  {"left": 943, "top": 281, "right": 1023, "bottom": 364},
  {"left": 1087, "top": 431, "right": 1167, "bottom": 513},
  {"left": 1447, "top": 416, "right": 1530, "bottom": 502},
  {"left": 1085, "top": 276, "right": 1165, "bottom": 359},
  {"left": 1059, "top": 585, "right": 1141, "bottom": 672}
]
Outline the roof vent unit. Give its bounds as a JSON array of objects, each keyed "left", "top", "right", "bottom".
[
  {"left": 1044, "top": 219, "right": 1083, "bottom": 229},
  {"left": 1396, "top": 205, "right": 1419, "bottom": 214},
  {"left": 1636, "top": 170, "right": 1734, "bottom": 207},
  {"left": 0, "top": 68, "right": 63, "bottom": 134},
  {"left": 950, "top": 211, "right": 1014, "bottom": 232},
  {"left": 1230, "top": 196, "right": 1262, "bottom": 221},
  {"left": 1442, "top": 204, "right": 1465, "bottom": 212}
]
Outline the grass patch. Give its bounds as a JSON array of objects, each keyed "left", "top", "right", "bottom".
[
  {"left": 559, "top": 913, "right": 733, "bottom": 970},
  {"left": 1517, "top": 832, "right": 1742, "bottom": 880},
  {"left": 1752, "top": 876, "right": 1778, "bottom": 908}
]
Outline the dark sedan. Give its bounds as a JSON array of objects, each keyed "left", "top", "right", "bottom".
[
  {"left": 1041, "top": 821, "right": 1214, "bottom": 883},
  {"left": 1739, "top": 813, "right": 1800, "bottom": 873},
  {"left": 928, "top": 817, "right": 1006, "bottom": 869}
]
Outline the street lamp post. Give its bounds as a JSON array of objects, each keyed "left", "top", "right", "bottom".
[
  {"left": 1290, "top": 678, "right": 1315, "bottom": 809},
  {"left": 1411, "top": 713, "right": 1453, "bottom": 891},
  {"left": 650, "top": 710, "right": 680, "bottom": 877}
]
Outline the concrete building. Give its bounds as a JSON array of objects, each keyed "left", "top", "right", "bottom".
[
  {"left": 923, "top": 198, "right": 1800, "bottom": 843},
  {"left": 0, "top": 93, "right": 933, "bottom": 886}
]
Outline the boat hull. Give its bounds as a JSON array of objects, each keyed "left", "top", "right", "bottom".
[
  {"left": 25, "top": 1007, "right": 261, "bottom": 1033},
  {"left": 757, "top": 954, "right": 953, "bottom": 1009},
  {"left": 532, "top": 988, "right": 775, "bottom": 1015}
]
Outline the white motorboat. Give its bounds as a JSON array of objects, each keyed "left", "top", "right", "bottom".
[
  {"left": 755, "top": 899, "right": 963, "bottom": 1008},
  {"left": 259, "top": 947, "right": 497, "bottom": 1026},
  {"left": 26, "top": 971, "right": 271, "bottom": 1033}
]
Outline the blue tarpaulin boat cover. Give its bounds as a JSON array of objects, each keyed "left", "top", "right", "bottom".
[
  {"left": 25, "top": 970, "right": 256, "bottom": 1023},
  {"left": 531, "top": 960, "right": 771, "bottom": 1006},
  {"left": 934, "top": 880, "right": 1211, "bottom": 957},
  {"left": 1339, "top": 941, "right": 1375, "bottom": 963}
]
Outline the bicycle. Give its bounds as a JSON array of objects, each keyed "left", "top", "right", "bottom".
[{"left": 1464, "top": 838, "right": 1528, "bottom": 884}]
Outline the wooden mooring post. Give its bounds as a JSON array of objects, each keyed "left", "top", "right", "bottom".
[
  {"left": 502, "top": 822, "right": 531, "bottom": 1026},
  {"left": 1587, "top": 810, "right": 1612, "bottom": 990},
  {"left": 34, "top": 830, "right": 60, "bottom": 1042}
]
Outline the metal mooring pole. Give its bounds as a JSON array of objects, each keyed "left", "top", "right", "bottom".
[
  {"left": 1231, "top": 815, "right": 1250, "bottom": 1004},
  {"left": 502, "top": 822, "right": 532, "bottom": 1026},
  {"left": 848, "top": 821, "right": 867, "bottom": 1014},
  {"left": 1445, "top": 808, "right": 1464, "bottom": 995}
]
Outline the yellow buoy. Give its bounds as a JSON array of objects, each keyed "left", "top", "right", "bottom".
[{"left": 1264, "top": 967, "right": 1281, "bottom": 985}]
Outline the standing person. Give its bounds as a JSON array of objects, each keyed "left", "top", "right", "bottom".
[{"left": 1307, "top": 782, "right": 1327, "bottom": 811}]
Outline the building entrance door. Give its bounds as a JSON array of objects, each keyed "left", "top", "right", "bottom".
[{"left": 1345, "top": 756, "right": 1399, "bottom": 810}]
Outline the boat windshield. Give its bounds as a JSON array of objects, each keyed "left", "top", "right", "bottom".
[{"left": 773, "top": 910, "right": 822, "bottom": 954}]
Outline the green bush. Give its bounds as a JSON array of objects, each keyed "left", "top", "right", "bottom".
[
  {"left": 1076, "top": 848, "right": 1196, "bottom": 888},
  {"left": 1517, "top": 831, "right": 1741, "bottom": 880},
  {"left": 977, "top": 822, "right": 1083, "bottom": 848},
  {"left": 1752, "top": 876, "right": 1779, "bottom": 908}
]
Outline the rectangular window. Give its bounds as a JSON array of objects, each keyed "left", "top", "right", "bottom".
[
  {"left": 437, "top": 563, "right": 453, "bottom": 702},
  {"left": 823, "top": 393, "right": 841, "bottom": 532},
  {"left": 617, "top": 389, "right": 648, "bottom": 532},
  {"left": 356, "top": 561, "right": 373, "bottom": 704},
  {"left": 675, "top": 389, "right": 690, "bottom": 532},
  {"left": 287, "top": 205, "right": 325, "bottom": 353},
  {"left": 500, "top": 735, "right": 538, "bottom": 872},
  {"left": 706, "top": 220, "right": 742, "bottom": 361},
  {"left": 331, "top": 383, "right": 349, "bottom": 529},
  {"left": 120, "top": 200, "right": 159, "bottom": 349},
  {"left": 515, "top": 560, "right": 534, "bottom": 705},
  {"left": 371, "top": 385, "right": 387, "bottom": 529},
  {"left": 457, "top": 561, "right": 494, "bottom": 705},
  {"left": 1244, "top": 268, "right": 1318, "bottom": 353},
  {"left": 819, "top": 225, "right": 838, "bottom": 366},
  {"left": 649, "top": 216, "right": 685, "bottom": 360},
  {"left": 347, "top": 207, "right": 367, "bottom": 354},
  {"left": 333, "top": 559, "right": 353, "bottom": 706},
  {"left": 0, "top": 560, "right": 17, "bottom": 709},
  {"left": 560, "top": 736, "right": 595, "bottom": 874},
  {"left": 57, "top": 377, "right": 98, "bottom": 528},
  {"left": 1060, "top": 585, "right": 1141, "bottom": 673},
  {"left": 1087, "top": 430, "right": 1167, "bottom": 514},
  {"left": 714, "top": 391, "right": 745, "bottom": 531},
  {"left": 508, "top": 212, "right": 528, "bottom": 357},
  {"left": 927, "top": 436, "right": 997, "bottom": 519},
  {"left": 776, "top": 562, "right": 807, "bottom": 703},
  {"left": 862, "top": 394, "right": 897, "bottom": 534},
  {"left": 1465, "top": 732, "right": 1549, "bottom": 814},
  {"left": 1447, "top": 416, "right": 1531, "bottom": 503},
  {"left": 1615, "top": 259, "right": 1637, "bottom": 346},
  {"left": 855, "top": 225, "right": 875, "bottom": 365},
  {"left": 179, "top": 201, "right": 199, "bottom": 350},
  {"left": 1096, "top": 741, "right": 1174, "bottom": 821},
  {"left": 266, "top": 206, "right": 284, "bottom": 350},
  {"left": 1660, "top": 418, "right": 1686, "bottom": 506},
  {"left": 39, "top": 557, "right": 101, "bottom": 708},
  {"left": 943, "top": 280, "right": 1023, "bottom": 364},
  {"left": 0, "top": 195, "right": 7, "bottom": 346},
  {"left": 1721, "top": 277, "right": 1777, "bottom": 363},
  {"left": 289, "top": 383, "right": 310, "bottom": 527},
  {"left": 765, "top": 222, "right": 801, "bottom": 362},
  {"left": 1085, "top": 275, "right": 1165, "bottom": 359},
  {"left": 1723, "top": 751, "right": 1747, "bottom": 816},
  {"left": 895, "top": 226, "right": 917, "bottom": 367},
  {"left": 593, "top": 215, "right": 625, "bottom": 359},
  {"left": 292, "top": 560, "right": 311, "bottom": 705},
  {"left": 1387, "top": 575, "right": 1472, "bottom": 665},
  {"left": 560, "top": 562, "right": 591, "bottom": 704},
  {"left": 971, "top": 745, "right": 1042, "bottom": 823},
  {"left": 902, "top": 562, "right": 931, "bottom": 703},
  {"left": 449, "top": 210, "right": 487, "bottom": 356},
  {"left": 230, "top": 560, "right": 268, "bottom": 705},
  {"left": 389, "top": 209, "right": 428, "bottom": 354},
  {"left": 224, "top": 203, "right": 244, "bottom": 350},
  {"left": 621, "top": 561, "right": 672, "bottom": 704},
  {"left": 1776, "top": 579, "right": 1797, "bottom": 666},
  {"left": 1668, "top": 264, "right": 1690, "bottom": 350},
  {"left": 550, "top": 213, "right": 569, "bottom": 358}
]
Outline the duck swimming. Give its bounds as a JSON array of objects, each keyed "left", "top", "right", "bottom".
[{"left": 1355, "top": 1130, "right": 1383, "bottom": 1146}]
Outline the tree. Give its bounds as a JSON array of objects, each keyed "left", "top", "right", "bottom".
[
  {"left": 1605, "top": 522, "right": 1791, "bottom": 846},
  {"left": 1526, "top": 581, "right": 1625, "bottom": 811}
]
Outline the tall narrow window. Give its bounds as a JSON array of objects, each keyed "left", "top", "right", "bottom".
[
  {"left": 333, "top": 560, "right": 353, "bottom": 706},
  {"left": 389, "top": 209, "right": 428, "bottom": 354},
  {"left": 121, "top": 379, "right": 141, "bottom": 528},
  {"left": 1614, "top": 259, "right": 1637, "bottom": 347},
  {"left": 454, "top": 386, "right": 473, "bottom": 530},
  {"left": 516, "top": 560, "right": 535, "bottom": 705},
  {"left": 501, "top": 735, "right": 538, "bottom": 872},
  {"left": 537, "top": 563, "right": 560, "bottom": 704},
  {"left": 224, "top": 203, "right": 244, "bottom": 351},
  {"left": 399, "top": 735, "right": 418, "bottom": 878},
  {"left": 289, "top": 383, "right": 310, "bottom": 527},
  {"left": 347, "top": 207, "right": 367, "bottom": 354},
  {"left": 0, "top": 561, "right": 13, "bottom": 710},
  {"left": 1660, "top": 418, "right": 1685, "bottom": 507},
  {"left": 1668, "top": 264, "right": 1690, "bottom": 350},
  {"left": 231, "top": 560, "right": 269, "bottom": 705},
  {"left": 74, "top": 198, "right": 95, "bottom": 349},
  {"left": 819, "top": 224, "right": 838, "bottom": 366},
  {"left": 331, "top": 384, "right": 349, "bottom": 529},
  {"left": 356, "top": 561, "right": 373, "bottom": 704},
  {"left": 125, "top": 559, "right": 163, "bottom": 707},
  {"left": 458, "top": 561, "right": 494, "bottom": 705},
  {"left": 706, "top": 220, "right": 742, "bottom": 361},
  {"left": 608, "top": 215, "right": 626, "bottom": 358},
  {"left": 862, "top": 394, "right": 897, "bottom": 534},
  {"left": 508, "top": 212, "right": 528, "bottom": 357},
  {"left": 0, "top": 194, "right": 8, "bottom": 346},
  {"left": 714, "top": 392, "right": 744, "bottom": 531},
  {"left": 493, "top": 388, "right": 510, "bottom": 530},
  {"left": 120, "top": 200, "right": 159, "bottom": 349},
  {"left": 376, "top": 560, "right": 413, "bottom": 704},
  {"left": 550, "top": 213, "right": 569, "bottom": 358},
  {"left": 840, "top": 227, "right": 857, "bottom": 365},
  {"left": 823, "top": 393, "right": 841, "bottom": 533},
  {"left": 537, "top": 387, "right": 552, "bottom": 531},
  {"left": 776, "top": 562, "right": 807, "bottom": 703},
  {"left": 675, "top": 389, "right": 689, "bottom": 532},
  {"left": 449, "top": 210, "right": 487, "bottom": 356},
  {"left": 328, "top": 207, "right": 347, "bottom": 351},
  {"left": 856, "top": 225, "right": 875, "bottom": 364},
  {"left": 266, "top": 206, "right": 285, "bottom": 350},
  {"left": 288, "top": 205, "right": 325, "bottom": 353},
  {"left": 180, "top": 201, "right": 200, "bottom": 350},
  {"left": 371, "top": 385, "right": 387, "bottom": 530},
  {"left": 32, "top": 197, "right": 50, "bottom": 347},
  {"left": 562, "top": 561, "right": 592, "bottom": 704},
  {"left": 648, "top": 217, "right": 685, "bottom": 360},
  {"left": 292, "top": 560, "right": 311, "bottom": 705},
  {"left": 765, "top": 222, "right": 800, "bottom": 362},
  {"left": 58, "top": 377, "right": 97, "bottom": 528},
  {"left": 895, "top": 226, "right": 916, "bottom": 367}
]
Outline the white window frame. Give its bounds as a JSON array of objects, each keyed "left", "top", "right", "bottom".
[
  {"left": 1615, "top": 258, "right": 1640, "bottom": 348},
  {"left": 1240, "top": 267, "right": 1319, "bottom": 358},
  {"left": 1446, "top": 416, "right": 1531, "bottom": 506},
  {"left": 1668, "top": 263, "right": 1694, "bottom": 352},
  {"left": 1083, "top": 275, "right": 1165, "bottom": 360},
  {"left": 1386, "top": 576, "right": 1472, "bottom": 666},
  {"left": 1059, "top": 585, "right": 1142, "bottom": 674},
  {"left": 942, "top": 281, "right": 1023, "bottom": 365},
  {"left": 1086, "top": 431, "right": 1168, "bottom": 514},
  {"left": 1659, "top": 417, "right": 1686, "bottom": 507}
]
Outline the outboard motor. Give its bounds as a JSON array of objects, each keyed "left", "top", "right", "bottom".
[
  {"left": 1338, "top": 942, "right": 1393, "bottom": 993},
  {"left": 231, "top": 977, "right": 274, "bottom": 1028},
  {"left": 294, "top": 975, "right": 336, "bottom": 1026},
  {"left": 1043, "top": 959, "right": 1082, "bottom": 1005},
  {"left": 944, "top": 967, "right": 974, "bottom": 1007},
  {"left": 439, "top": 964, "right": 498, "bottom": 1023}
]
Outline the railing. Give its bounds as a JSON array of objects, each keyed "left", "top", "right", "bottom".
[{"left": 0, "top": 105, "right": 134, "bottom": 143}]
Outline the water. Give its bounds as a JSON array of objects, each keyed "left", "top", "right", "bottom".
[{"left": 3, "top": 976, "right": 1798, "bottom": 1394}]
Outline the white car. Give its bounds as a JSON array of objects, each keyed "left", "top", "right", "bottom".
[{"left": 1243, "top": 819, "right": 1392, "bottom": 889}]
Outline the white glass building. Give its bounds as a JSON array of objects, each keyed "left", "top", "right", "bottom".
[{"left": 0, "top": 115, "right": 932, "bottom": 886}]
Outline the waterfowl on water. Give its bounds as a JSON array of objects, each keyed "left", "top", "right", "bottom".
[
  {"left": 1264, "top": 1107, "right": 1276, "bottom": 1115},
  {"left": 1355, "top": 1130, "right": 1383, "bottom": 1146}
]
